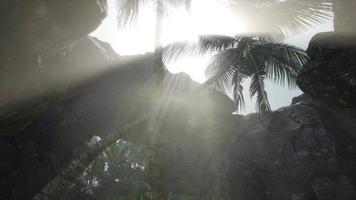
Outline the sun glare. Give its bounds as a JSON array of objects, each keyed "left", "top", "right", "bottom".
[
  {"left": 91, "top": 0, "right": 246, "bottom": 82},
  {"left": 163, "top": 0, "right": 246, "bottom": 45}
]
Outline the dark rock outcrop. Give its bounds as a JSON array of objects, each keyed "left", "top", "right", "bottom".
[
  {"left": 226, "top": 94, "right": 356, "bottom": 200},
  {"left": 1, "top": 35, "right": 355, "bottom": 199},
  {"left": 0, "top": 0, "right": 108, "bottom": 137},
  {"left": 297, "top": 32, "right": 356, "bottom": 107},
  {"left": 0, "top": 0, "right": 107, "bottom": 57},
  {"left": 0, "top": 38, "right": 238, "bottom": 199},
  {"left": 0, "top": 36, "right": 123, "bottom": 199},
  {"left": 0, "top": 36, "right": 119, "bottom": 136}
]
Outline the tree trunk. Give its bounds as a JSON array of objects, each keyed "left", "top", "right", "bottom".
[
  {"left": 32, "top": 118, "right": 145, "bottom": 200},
  {"left": 333, "top": 0, "right": 356, "bottom": 33},
  {"left": 143, "top": 0, "right": 168, "bottom": 199}
]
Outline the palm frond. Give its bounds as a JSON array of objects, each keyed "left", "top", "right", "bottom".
[
  {"left": 198, "top": 35, "right": 237, "bottom": 52},
  {"left": 202, "top": 49, "right": 248, "bottom": 110},
  {"left": 116, "top": 0, "right": 150, "bottom": 28},
  {"left": 207, "top": 65, "right": 234, "bottom": 96},
  {"left": 165, "top": 34, "right": 308, "bottom": 115},
  {"left": 250, "top": 43, "right": 308, "bottom": 88},
  {"left": 227, "top": 0, "right": 333, "bottom": 40},
  {"left": 163, "top": 35, "right": 237, "bottom": 63},
  {"left": 232, "top": 69, "right": 246, "bottom": 111},
  {"left": 270, "top": 0, "right": 333, "bottom": 37},
  {"left": 249, "top": 72, "right": 271, "bottom": 116},
  {"left": 163, "top": 41, "right": 196, "bottom": 63},
  {"left": 205, "top": 48, "right": 242, "bottom": 78}
]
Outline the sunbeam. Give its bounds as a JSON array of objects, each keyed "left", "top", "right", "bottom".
[
  {"left": 91, "top": 0, "right": 333, "bottom": 114},
  {"left": 91, "top": 0, "right": 246, "bottom": 82}
]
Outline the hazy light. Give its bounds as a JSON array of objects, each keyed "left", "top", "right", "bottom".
[
  {"left": 91, "top": 0, "right": 333, "bottom": 114},
  {"left": 163, "top": 0, "right": 246, "bottom": 45},
  {"left": 167, "top": 56, "right": 210, "bottom": 83},
  {"left": 91, "top": 0, "right": 246, "bottom": 82}
]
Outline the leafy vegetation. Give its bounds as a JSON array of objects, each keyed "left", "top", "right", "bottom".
[{"left": 79, "top": 139, "right": 147, "bottom": 200}]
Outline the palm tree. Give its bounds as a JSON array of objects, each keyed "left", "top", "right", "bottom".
[
  {"left": 116, "top": 1, "right": 192, "bottom": 199},
  {"left": 115, "top": 0, "right": 331, "bottom": 117},
  {"left": 164, "top": 35, "right": 309, "bottom": 116}
]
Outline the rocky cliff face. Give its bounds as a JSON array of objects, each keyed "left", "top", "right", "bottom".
[
  {"left": 226, "top": 94, "right": 356, "bottom": 200},
  {"left": 0, "top": 0, "right": 107, "bottom": 57},
  {"left": 0, "top": 0, "right": 108, "bottom": 137},
  {"left": 0, "top": 36, "right": 125, "bottom": 200},
  {"left": 0, "top": 30, "right": 237, "bottom": 198},
  {"left": 297, "top": 32, "right": 356, "bottom": 108},
  {"left": 2, "top": 47, "right": 355, "bottom": 199}
]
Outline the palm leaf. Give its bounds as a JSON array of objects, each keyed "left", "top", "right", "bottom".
[
  {"left": 232, "top": 69, "right": 246, "bottom": 111},
  {"left": 250, "top": 43, "right": 308, "bottom": 88},
  {"left": 116, "top": 0, "right": 150, "bottom": 28},
  {"left": 163, "top": 35, "right": 237, "bottom": 63},
  {"left": 249, "top": 72, "right": 271, "bottom": 116},
  {"left": 203, "top": 48, "right": 247, "bottom": 110},
  {"left": 164, "top": 34, "right": 308, "bottom": 115},
  {"left": 198, "top": 35, "right": 238, "bottom": 52},
  {"left": 226, "top": 0, "right": 333, "bottom": 40},
  {"left": 163, "top": 41, "right": 197, "bottom": 63}
]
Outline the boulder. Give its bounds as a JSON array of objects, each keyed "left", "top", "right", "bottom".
[
  {"left": 0, "top": 0, "right": 107, "bottom": 57},
  {"left": 297, "top": 32, "right": 356, "bottom": 107},
  {"left": 0, "top": 37, "right": 122, "bottom": 199},
  {"left": 0, "top": 36, "right": 118, "bottom": 136},
  {"left": 226, "top": 94, "right": 356, "bottom": 200}
]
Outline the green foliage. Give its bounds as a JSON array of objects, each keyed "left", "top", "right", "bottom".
[{"left": 79, "top": 138, "right": 147, "bottom": 200}]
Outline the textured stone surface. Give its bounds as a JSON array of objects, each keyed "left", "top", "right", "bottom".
[
  {"left": 2, "top": 61, "right": 356, "bottom": 200},
  {"left": 0, "top": 0, "right": 108, "bottom": 136},
  {"left": 0, "top": 37, "right": 122, "bottom": 199},
  {"left": 226, "top": 95, "right": 356, "bottom": 200},
  {"left": 0, "top": 39, "right": 238, "bottom": 199},
  {"left": 0, "top": 0, "right": 107, "bottom": 57},
  {"left": 0, "top": 36, "right": 119, "bottom": 136},
  {"left": 297, "top": 32, "right": 356, "bottom": 107}
]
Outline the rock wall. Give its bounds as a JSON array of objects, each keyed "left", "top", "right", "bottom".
[
  {"left": 0, "top": 0, "right": 108, "bottom": 137},
  {"left": 0, "top": 0, "right": 107, "bottom": 57},
  {"left": 226, "top": 94, "right": 356, "bottom": 200},
  {"left": 0, "top": 37, "right": 125, "bottom": 200},
  {"left": 0, "top": 36, "right": 237, "bottom": 199},
  {"left": 297, "top": 32, "right": 356, "bottom": 107}
]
